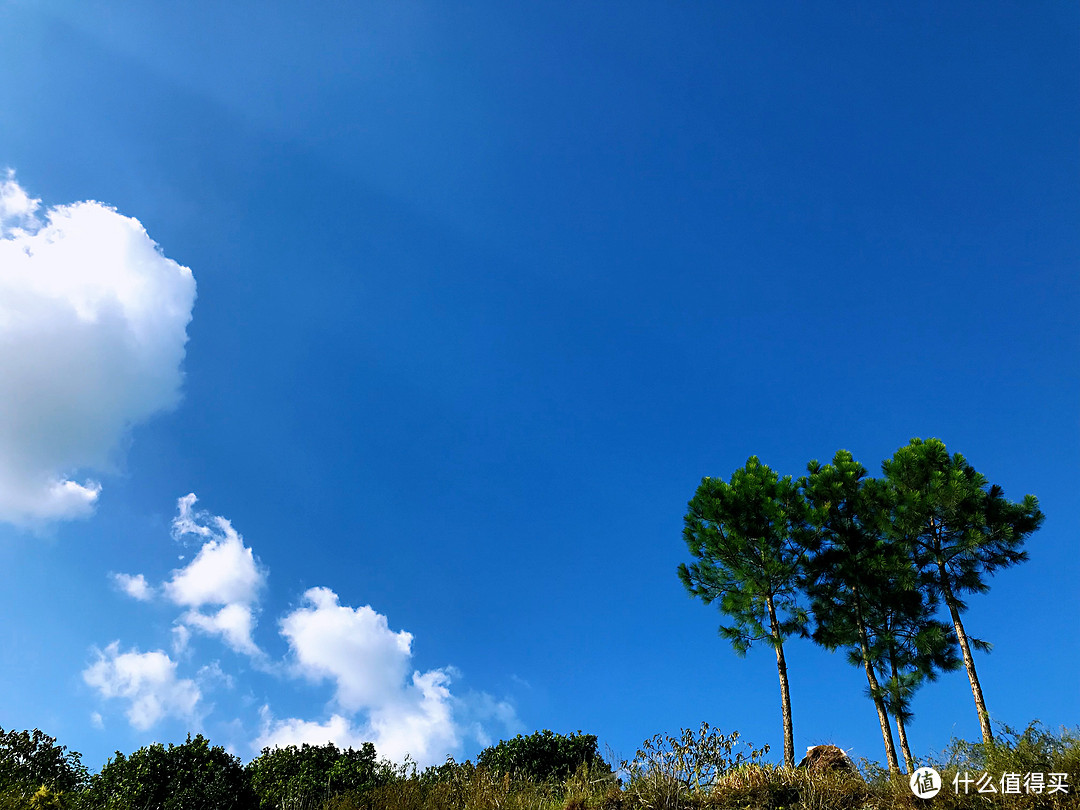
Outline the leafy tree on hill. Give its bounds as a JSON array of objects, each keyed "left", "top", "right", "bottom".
[
  {"left": 0, "top": 727, "right": 88, "bottom": 800},
  {"left": 83, "top": 734, "right": 256, "bottom": 810},
  {"left": 476, "top": 730, "right": 610, "bottom": 782},
  {"left": 679, "top": 457, "right": 810, "bottom": 768},
  {"left": 882, "top": 437, "right": 1044, "bottom": 746}
]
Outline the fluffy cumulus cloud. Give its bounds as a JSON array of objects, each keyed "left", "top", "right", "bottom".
[
  {"left": 0, "top": 171, "right": 196, "bottom": 526},
  {"left": 165, "top": 494, "right": 266, "bottom": 656},
  {"left": 82, "top": 642, "right": 201, "bottom": 730},
  {"left": 280, "top": 587, "right": 414, "bottom": 711},
  {"left": 259, "top": 587, "right": 517, "bottom": 766},
  {"left": 109, "top": 494, "right": 266, "bottom": 656},
  {"left": 86, "top": 497, "right": 518, "bottom": 761},
  {"left": 183, "top": 603, "right": 261, "bottom": 657},
  {"left": 167, "top": 495, "right": 263, "bottom": 607}
]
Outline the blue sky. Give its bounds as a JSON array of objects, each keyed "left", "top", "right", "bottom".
[{"left": 0, "top": 0, "right": 1076, "bottom": 775}]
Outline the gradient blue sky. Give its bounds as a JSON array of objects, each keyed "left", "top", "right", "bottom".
[{"left": 0, "top": 0, "right": 1076, "bottom": 774}]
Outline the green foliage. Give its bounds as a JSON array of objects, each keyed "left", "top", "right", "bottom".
[
  {"left": 800, "top": 451, "right": 933, "bottom": 769},
  {"left": 942, "top": 721, "right": 1080, "bottom": 785},
  {"left": 0, "top": 720, "right": 1069, "bottom": 810},
  {"left": 477, "top": 730, "right": 611, "bottom": 784},
  {"left": 854, "top": 723, "right": 1080, "bottom": 810},
  {"left": 0, "top": 727, "right": 88, "bottom": 799},
  {"left": 82, "top": 734, "right": 256, "bottom": 810},
  {"left": 883, "top": 438, "right": 1044, "bottom": 596},
  {"left": 246, "top": 741, "right": 386, "bottom": 809},
  {"left": 346, "top": 757, "right": 584, "bottom": 810},
  {"left": 28, "top": 785, "right": 65, "bottom": 810},
  {"left": 679, "top": 458, "right": 810, "bottom": 656}
]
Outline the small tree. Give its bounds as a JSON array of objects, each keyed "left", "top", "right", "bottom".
[
  {"left": 679, "top": 457, "right": 810, "bottom": 767},
  {"left": 882, "top": 438, "right": 1044, "bottom": 745}
]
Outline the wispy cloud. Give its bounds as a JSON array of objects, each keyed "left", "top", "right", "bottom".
[{"left": 0, "top": 171, "right": 196, "bottom": 526}]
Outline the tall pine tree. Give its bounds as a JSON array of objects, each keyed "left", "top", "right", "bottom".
[
  {"left": 882, "top": 438, "right": 1043, "bottom": 745},
  {"left": 679, "top": 457, "right": 810, "bottom": 768},
  {"left": 801, "top": 451, "right": 904, "bottom": 772}
]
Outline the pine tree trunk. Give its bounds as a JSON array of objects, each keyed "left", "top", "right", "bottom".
[
  {"left": 858, "top": 628, "right": 899, "bottom": 773},
  {"left": 766, "top": 595, "right": 795, "bottom": 768},
  {"left": 938, "top": 561, "right": 994, "bottom": 745},
  {"left": 852, "top": 591, "right": 899, "bottom": 773},
  {"left": 889, "top": 653, "right": 914, "bottom": 773},
  {"left": 895, "top": 714, "right": 913, "bottom": 774}
]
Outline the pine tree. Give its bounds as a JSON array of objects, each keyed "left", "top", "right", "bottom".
[
  {"left": 679, "top": 457, "right": 810, "bottom": 768},
  {"left": 800, "top": 450, "right": 904, "bottom": 772},
  {"left": 867, "top": 584, "right": 961, "bottom": 771},
  {"left": 882, "top": 438, "right": 1044, "bottom": 746}
]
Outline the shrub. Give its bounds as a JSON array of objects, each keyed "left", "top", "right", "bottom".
[
  {"left": 477, "top": 730, "right": 612, "bottom": 784},
  {"left": 246, "top": 741, "right": 387, "bottom": 809},
  {"left": 619, "top": 721, "right": 769, "bottom": 810},
  {"left": 82, "top": 734, "right": 256, "bottom": 810}
]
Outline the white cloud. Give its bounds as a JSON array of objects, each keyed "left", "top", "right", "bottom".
[
  {"left": 112, "top": 572, "right": 153, "bottom": 601},
  {"left": 82, "top": 642, "right": 200, "bottom": 730},
  {"left": 84, "top": 499, "right": 519, "bottom": 760},
  {"left": 172, "top": 492, "right": 214, "bottom": 540},
  {"left": 166, "top": 497, "right": 263, "bottom": 607},
  {"left": 163, "top": 494, "right": 266, "bottom": 656},
  {"left": 281, "top": 587, "right": 413, "bottom": 710},
  {"left": 366, "top": 668, "right": 459, "bottom": 766},
  {"left": 266, "top": 588, "right": 520, "bottom": 766},
  {"left": 255, "top": 709, "right": 370, "bottom": 753},
  {"left": 0, "top": 172, "right": 41, "bottom": 232},
  {"left": 0, "top": 171, "right": 196, "bottom": 526},
  {"left": 197, "top": 661, "right": 235, "bottom": 691},
  {"left": 182, "top": 604, "right": 261, "bottom": 657},
  {"left": 255, "top": 676, "right": 460, "bottom": 767},
  {"left": 171, "top": 625, "right": 191, "bottom": 656}
]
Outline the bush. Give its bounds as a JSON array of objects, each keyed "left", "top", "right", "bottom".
[
  {"left": 619, "top": 721, "right": 769, "bottom": 810},
  {"left": 246, "top": 741, "right": 388, "bottom": 809},
  {"left": 82, "top": 734, "right": 256, "bottom": 810},
  {"left": 477, "top": 730, "right": 612, "bottom": 784}
]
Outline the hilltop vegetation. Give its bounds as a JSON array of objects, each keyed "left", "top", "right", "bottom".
[{"left": 1, "top": 722, "right": 1078, "bottom": 809}]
